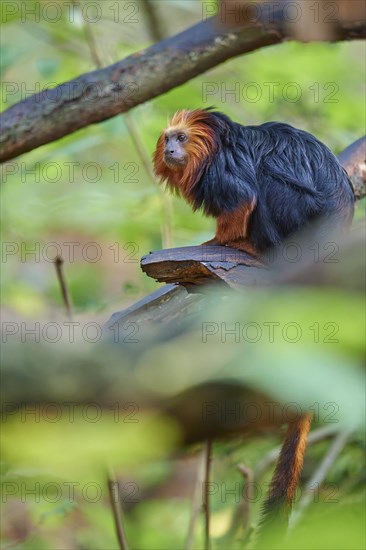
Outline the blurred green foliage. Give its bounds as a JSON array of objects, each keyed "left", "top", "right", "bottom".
[
  {"left": 1, "top": 1, "right": 365, "bottom": 548},
  {"left": 1, "top": 0, "right": 365, "bottom": 316}
]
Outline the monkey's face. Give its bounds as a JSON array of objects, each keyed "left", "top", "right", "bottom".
[
  {"left": 153, "top": 110, "right": 218, "bottom": 192},
  {"left": 163, "top": 130, "right": 188, "bottom": 167}
]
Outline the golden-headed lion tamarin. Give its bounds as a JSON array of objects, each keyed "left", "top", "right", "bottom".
[
  {"left": 153, "top": 108, "right": 355, "bottom": 534},
  {"left": 153, "top": 108, "right": 354, "bottom": 258}
]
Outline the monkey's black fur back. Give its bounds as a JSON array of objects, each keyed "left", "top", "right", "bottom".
[{"left": 194, "top": 111, "right": 354, "bottom": 251}]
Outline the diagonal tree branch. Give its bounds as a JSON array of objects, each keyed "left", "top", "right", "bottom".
[{"left": 1, "top": 13, "right": 365, "bottom": 163}]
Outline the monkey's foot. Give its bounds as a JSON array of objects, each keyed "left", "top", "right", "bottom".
[
  {"left": 202, "top": 238, "right": 264, "bottom": 265},
  {"left": 225, "top": 239, "right": 260, "bottom": 260}
]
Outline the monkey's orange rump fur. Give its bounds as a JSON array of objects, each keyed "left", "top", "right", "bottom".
[{"left": 206, "top": 201, "right": 258, "bottom": 255}]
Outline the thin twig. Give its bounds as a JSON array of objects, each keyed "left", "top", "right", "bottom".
[
  {"left": 71, "top": 17, "right": 130, "bottom": 545},
  {"left": 289, "top": 429, "right": 352, "bottom": 529},
  {"left": 107, "top": 467, "right": 130, "bottom": 550},
  {"left": 186, "top": 449, "right": 207, "bottom": 549},
  {"left": 83, "top": 21, "right": 103, "bottom": 68},
  {"left": 237, "top": 463, "right": 254, "bottom": 530},
  {"left": 123, "top": 112, "right": 173, "bottom": 249},
  {"left": 141, "top": 0, "right": 165, "bottom": 42},
  {"left": 203, "top": 439, "right": 213, "bottom": 550},
  {"left": 54, "top": 255, "right": 73, "bottom": 320},
  {"left": 71, "top": 0, "right": 102, "bottom": 68},
  {"left": 78, "top": 1, "right": 172, "bottom": 249}
]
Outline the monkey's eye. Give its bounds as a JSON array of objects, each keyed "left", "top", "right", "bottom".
[
  {"left": 164, "top": 135, "right": 169, "bottom": 143},
  {"left": 177, "top": 134, "right": 186, "bottom": 142}
]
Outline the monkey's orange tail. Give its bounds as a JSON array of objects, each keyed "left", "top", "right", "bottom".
[{"left": 256, "top": 413, "right": 312, "bottom": 544}]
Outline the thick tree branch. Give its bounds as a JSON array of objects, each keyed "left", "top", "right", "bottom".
[
  {"left": 1, "top": 13, "right": 365, "bottom": 163},
  {"left": 141, "top": 245, "right": 265, "bottom": 288},
  {"left": 337, "top": 136, "right": 366, "bottom": 200}
]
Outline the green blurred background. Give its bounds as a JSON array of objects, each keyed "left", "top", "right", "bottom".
[
  {"left": 1, "top": 0, "right": 365, "bottom": 319},
  {"left": 1, "top": 1, "right": 365, "bottom": 549}
]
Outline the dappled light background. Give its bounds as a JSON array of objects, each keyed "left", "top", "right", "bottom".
[
  {"left": 1, "top": 0, "right": 365, "bottom": 319},
  {"left": 1, "top": 1, "right": 365, "bottom": 549}
]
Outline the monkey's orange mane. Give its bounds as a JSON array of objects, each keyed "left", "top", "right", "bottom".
[{"left": 153, "top": 109, "right": 217, "bottom": 205}]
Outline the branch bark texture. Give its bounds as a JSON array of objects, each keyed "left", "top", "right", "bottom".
[{"left": 1, "top": 13, "right": 365, "bottom": 162}]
